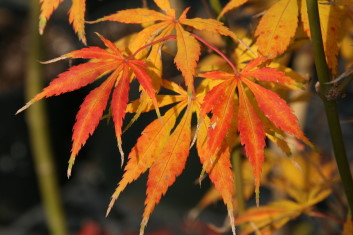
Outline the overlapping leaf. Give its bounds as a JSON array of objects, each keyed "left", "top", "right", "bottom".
[
  {"left": 199, "top": 56, "right": 311, "bottom": 205},
  {"left": 251, "top": 0, "right": 349, "bottom": 73},
  {"left": 39, "top": 0, "right": 87, "bottom": 44},
  {"left": 17, "top": 34, "right": 160, "bottom": 177},
  {"left": 106, "top": 79, "right": 236, "bottom": 235},
  {"left": 91, "top": 0, "right": 237, "bottom": 91}
]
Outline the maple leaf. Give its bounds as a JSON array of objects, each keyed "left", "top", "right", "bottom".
[
  {"left": 39, "top": 0, "right": 87, "bottom": 44},
  {"left": 199, "top": 56, "right": 311, "bottom": 206},
  {"left": 233, "top": 152, "right": 336, "bottom": 235},
  {"left": 254, "top": 0, "right": 298, "bottom": 58},
  {"left": 106, "top": 79, "right": 236, "bottom": 235},
  {"left": 251, "top": 0, "right": 348, "bottom": 73},
  {"left": 300, "top": 0, "right": 345, "bottom": 74},
  {"left": 16, "top": 33, "right": 160, "bottom": 177},
  {"left": 90, "top": 0, "right": 237, "bottom": 92},
  {"left": 218, "top": 0, "right": 249, "bottom": 19}
]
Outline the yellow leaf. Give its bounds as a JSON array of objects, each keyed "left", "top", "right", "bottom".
[
  {"left": 218, "top": 0, "right": 249, "bottom": 19},
  {"left": 175, "top": 24, "right": 201, "bottom": 91},
  {"left": 69, "top": 0, "right": 86, "bottom": 45},
  {"left": 255, "top": 0, "right": 298, "bottom": 57},
  {"left": 301, "top": 0, "right": 345, "bottom": 74}
]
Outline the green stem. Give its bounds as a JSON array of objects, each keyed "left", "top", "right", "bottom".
[
  {"left": 306, "top": 0, "right": 353, "bottom": 213},
  {"left": 27, "top": 1, "right": 68, "bottom": 234}
]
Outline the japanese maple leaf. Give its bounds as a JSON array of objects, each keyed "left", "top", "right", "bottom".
[
  {"left": 220, "top": 0, "right": 347, "bottom": 73},
  {"left": 91, "top": 0, "right": 237, "bottom": 92},
  {"left": 39, "top": 0, "right": 86, "bottom": 44},
  {"left": 16, "top": 34, "right": 160, "bottom": 177},
  {"left": 234, "top": 152, "right": 336, "bottom": 235},
  {"left": 106, "top": 79, "right": 236, "bottom": 235},
  {"left": 199, "top": 56, "right": 311, "bottom": 205}
]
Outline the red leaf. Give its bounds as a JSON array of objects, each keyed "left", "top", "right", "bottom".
[
  {"left": 243, "top": 79, "right": 309, "bottom": 144},
  {"left": 238, "top": 83, "right": 266, "bottom": 205},
  {"left": 68, "top": 73, "right": 116, "bottom": 177},
  {"left": 242, "top": 67, "right": 294, "bottom": 86},
  {"left": 111, "top": 65, "right": 131, "bottom": 167}
]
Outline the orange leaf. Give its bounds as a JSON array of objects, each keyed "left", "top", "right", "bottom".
[
  {"left": 111, "top": 65, "right": 131, "bottom": 166},
  {"left": 128, "top": 61, "right": 161, "bottom": 118},
  {"left": 153, "top": 0, "right": 176, "bottom": 17},
  {"left": 300, "top": 0, "right": 344, "bottom": 74},
  {"left": 175, "top": 24, "right": 201, "bottom": 90},
  {"left": 180, "top": 17, "right": 236, "bottom": 38},
  {"left": 243, "top": 79, "right": 310, "bottom": 145},
  {"left": 39, "top": 0, "right": 63, "bottom": 34},
  {"left": 98, "top": 8, "right": 169, "bottom": 24},
  {"left": 141, "top": 108, "right": 192, "bottom": 234},
  {"left": 238, "top": 83, "right": 266, "bottom": 205},
  {"left": 106, "top": 103, "right": 185, "bottom": 216},
  {"left": 197, "top": 116, "right": 236, "bottom": 235},
  {"left": 242, "top": 67, "right": 295, "bottom": 87},
  {"left": 218, "top": 0, "right": 249, "bottom": 19},
  {"left": 255, "top": 0, "right": 298, "bottom": 57},
  {"left": 198, "top": 71, "right": 235, "bottom": 80},
  {"left": 16, "top": 61, "right": 119, "bottom": 114},
  {"left": 200, "top": 79, "right": 233, "bottom": 117},
  {"left": 69, "top": 0, "right": 87, "bottom": 45},
  {"left": 207, "top": 81, "right": 237, "bottom": 156},
  {"left": 68, "top": 72, "right": 116, "bottom": 177}
]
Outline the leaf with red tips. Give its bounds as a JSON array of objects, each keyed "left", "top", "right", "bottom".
[
  {"left": 68, "top": 72, "right": 117, "bottom": 177},
  {"left": 128, "top": 61, "right": 161, "bottom": 119},
  {"left": 241, "top": 56, "right": 269, "bottom": 73},
  {"left": 243, "top": 79, "right": 311, "bottom": 146},
  {"left": 39, "top": 0, "right": 63, "bottom": 34},
  {"left": 69, "top": 0, "right": 86, "bottom": 45},
  {"left": 16, "top": 61, "right": 119, "bottom": 114},
  {"left": 198, "top": 71, "right": 235, "bottom": 80},
  {"left": 255, "top": 0, "right": 298, "bottom": 57},
  {"left": 175, "top": 24, "right": 201, "bottom": 90},
  {"left": 242, "top": 67, "right": 296, "bottom": 87},
  {"left": 197, "top": 112, "right": 236, "bottom": 235},
  {"left": 141, "top": 108, "right": 192, "bottom": 234},
  {"left": 206, "top": 81, "right": 237, "bottom": 156},
  {"left": 238, "top": 83, "right": 266, "bottom": 205},
  {"left": 95, "top": 33, "right": 124, "bottom": 58},
  {"left": 111, "top": 65, "right": 131, "bottom": 167},
  {"left": 200, "top": 79, "right": 233, "bottom": 118},
  {"left": 106, "top": 102, "right": 185, "bottom": 216}
]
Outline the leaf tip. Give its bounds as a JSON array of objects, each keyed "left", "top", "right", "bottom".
[
  {"left": 67, "top": 154, "right": 76, "bottom": 179},
  {"left": 227, "top": 203, "right": 236, "bottom": 235},
  {"left": 16, "top": 101, "right": 34, "bottom": 115},
  {"left": 106, "top": 197, "right": 116, "bottom": 217},
  {"left": 255, "top": 184, "right": 260, "bottom": 207},
  {"left": 140, "top": 217, "right": 149, "bottom": 235},
  {"left": 118, "top": 140, "right": 125, "bottom": 168}
]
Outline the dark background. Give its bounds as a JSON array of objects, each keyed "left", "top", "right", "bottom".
[{"left": 1, "top": 0, "right": 353, "bottom": 234}]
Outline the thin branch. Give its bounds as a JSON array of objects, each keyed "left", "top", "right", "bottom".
[
  {"left": 191, "top": 33, "right": 239, "bottom": 75},
  {"left": 127, "top": 35, "right": 176, "bottom": 60},
  {"left": 306, "top": 0, "right": 353, "bottom": 213}
]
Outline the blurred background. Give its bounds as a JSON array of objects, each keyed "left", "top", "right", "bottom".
[{"left": 1, "top": 0, "right": 353, "bottom": 235}]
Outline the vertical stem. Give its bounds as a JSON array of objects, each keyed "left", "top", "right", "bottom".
[
  {"left": 27, "top": 1, "right": 68, "bottom": 234},
  {"left": 306, "top": 0, "right": 353, "bottom": 213}
]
